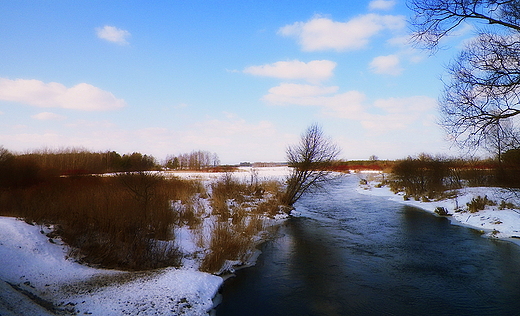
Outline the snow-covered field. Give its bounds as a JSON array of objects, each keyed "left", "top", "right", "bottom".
[
  {"left": 0, "top": 166, "right": 290, "bottom": 316},
  {"left": 357, "top": 173, "right": 520, "bottom": 244},
  {"left": 6, "top": 167, "right": 518, "bottom": 315}
]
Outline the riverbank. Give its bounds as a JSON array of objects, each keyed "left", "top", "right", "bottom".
[
  {"left": 357, "top": 173, "right": 520, "bottom": 244},
  {"left": 0, "top": 215, "right": 223, "bottom": 315},
  {"left": 0, "top": 167, "right": 291, "bottom": 315}
]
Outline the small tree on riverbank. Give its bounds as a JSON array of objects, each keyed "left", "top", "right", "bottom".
[{"left": 282, "top": 124, "right": 340, "bottom": 209}]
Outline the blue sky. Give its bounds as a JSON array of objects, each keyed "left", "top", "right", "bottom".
[{"left": 0, "top": 0, "right": 474, "bottom": 164}]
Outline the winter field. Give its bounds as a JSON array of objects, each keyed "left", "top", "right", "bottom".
[
  {"left": 2, "top": 168, "right": 520, "bottom": 315},
  {"left": 0, "top": 167, "right": 290, "bottom": 316}
]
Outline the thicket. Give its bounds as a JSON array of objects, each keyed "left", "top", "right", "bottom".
[
  {"left": 0, "top": 147, "right": 160, "bottom": 178},
  {"left": 497, "top": 148, "right": 520, "bottom": 188},
  {"left": 0, "top": 171, "right": 202, "bottom": 270},
  {"left": 330, "top": 160, "right": 395, "bottom": 173},
  {"left": 389, "top": 155, "right": 458, "bottom": 200},
  {"left": 389, "top": 153, "right": 520, "bottom": 200}
]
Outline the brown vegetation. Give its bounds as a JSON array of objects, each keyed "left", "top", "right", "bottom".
[
  {"left": 0, "top": 146, "right": 285, "bottom": 273},
  {"left": 199, "top": 173, "right": 283, "bottom": 273},
  {"left": 0, "top": 172, "right": 197, "bottom": 270},
  {"left": 388, "top": 154, "right": 520, "bottom": 201}
]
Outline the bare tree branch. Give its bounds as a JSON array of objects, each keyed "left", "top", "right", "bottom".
[{"left": 410, "top": 0, "right": 520, "bottom": 155}]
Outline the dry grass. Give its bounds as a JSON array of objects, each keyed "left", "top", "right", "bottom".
[
  {"left": 0, "top": 167, "right": 285, "bottom": 273},
  {"left": 0, "top": 173, "right": 203, "bottom": 270},
  {"left": 199, "top": 220, "right": 253, "bottom": 273},
  {"left": 199, "top": 174, "right": 284, "bottom": 273}
]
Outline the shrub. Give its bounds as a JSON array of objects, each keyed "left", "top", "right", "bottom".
[
  {"left": 434, "top": 207, "right": 450, "bottom": 216},
  {"left": 499, "top": 200, "right": 517, "bottom": 210},
  {"left": 199, "top": 221, "right": 253, "bottom": 273},
  {"left": 390, "top": 154, "right": 455, "bottom": 200},
  {"left": 467, "top": 195, "right": 496, "bottom": 213}
]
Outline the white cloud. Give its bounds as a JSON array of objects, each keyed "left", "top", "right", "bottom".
[
  {"left": 369, "top": 54, "right": 403, "bottom": 75},
  {"left": 0, "top": 78, "right": 126, "bottom": 111},
  {"left": 263, "top": 83, "right": 338, "bottom": 102},
  {"left": 31, "top": 112, "right": 66, "bottom": 120},
  {"left": 362, "top": 96, "right": 438, "bottom": 133},
  {"left": 243, "top": 60, "right": 337, "bottom": 83},
  {"left": 263, "top": 83, "right": 366, "bottom": 119},
  {"left": 96, "top": 25, "right": 131, "bottom": 45},
  {"left": 369, "top": 0, "right": 396, "bottom": 10},
  {"left": 262, "top": 83, "right": 438, "bottom": 133},
  {"left": 278, "top": 14, "right": 405, "bottom": 51},
  {"left": 373, "top": 96, "right": 437, "bottom": 113}
]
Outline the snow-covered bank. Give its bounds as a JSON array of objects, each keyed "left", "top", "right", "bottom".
[
  {"left": 0, "top": 216, "right": 222, "bottom": 315},
  {"left": 357, "top": 174, "right": 520, "bottom": 244},
  {"left": 0, "top": 167, "right": 291, "bottom": 315}
]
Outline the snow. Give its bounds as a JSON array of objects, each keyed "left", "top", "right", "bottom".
[
  {"left": 164, "top": 166, "right": 290, "bottom": 182},
  {"left": 0, "top": 216, "right": 222, "bottom": 315},
  {"left": 5, "top": 166, "right": 519, "bottom": 315},
  {"left": 357, "top": 173, "right": 520, "bottom": 244},
  {"left": 0, "top": 167, "right": 291, "bottom": 315}
]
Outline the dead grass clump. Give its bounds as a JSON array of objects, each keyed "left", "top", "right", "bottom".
[
  {"left": 467, "top": 195, "right": 496, "bottom": 213},
  {"left": 211, "top": 173, "right": 252, "bottom": 202},
  {"left": 199, "top": 221, "right": 253, "bottom": 273},
  {"left": 199, "top": 176, "right": 285, "bottom": 273},
  {"left": 173, "top": 198, "right": 205, "bottom": 229},
  {"left": 254, "top": 197, "right": 283, "bottom": 217}
]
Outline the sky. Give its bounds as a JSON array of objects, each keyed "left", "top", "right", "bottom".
[{"left": 0, "top": 0, "right": 476, "bottom": 164}]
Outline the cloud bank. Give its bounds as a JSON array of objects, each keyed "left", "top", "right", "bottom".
[
  {"left": 278, "top": 14, "right": 405, "bottom": 51},
  {"left": 263, "top": 82, "right": 437, "bottom": 133},
  {"left": 31, "top": 112, "right": 66, "bottom": 120},
  {"left": 0, "top": 78, "right": 126, "bottom": 111}
]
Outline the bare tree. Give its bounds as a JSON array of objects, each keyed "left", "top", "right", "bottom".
[
  {"left": 409, "top": 0, "right": 520, "bottom": 150},
  {"left": 282, "top": 124, "right": 340, "bottom": 208},
  {"left": 441, "top": 32, "right": 520, "bottom": 148},
  {"left": 165, "top": 150, "right": 219, "bottom": 170},
  {"left": 410, "top": 0, "right": 520, "bottom": 50},
  {"left": 484, "top": 118, "right": 520, "bottom": 162}
]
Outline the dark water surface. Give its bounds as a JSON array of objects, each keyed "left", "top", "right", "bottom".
[{"left": 215, "top": 176, "right": 520, "bottom": 316}]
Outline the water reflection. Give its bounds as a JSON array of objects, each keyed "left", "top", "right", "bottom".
[{"left": 216, "top": 177, "right": 520, "bottom": 316}]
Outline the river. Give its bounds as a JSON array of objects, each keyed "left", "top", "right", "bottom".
[{"left": 215, "top": 175, "right": 520, "bottom": 316}]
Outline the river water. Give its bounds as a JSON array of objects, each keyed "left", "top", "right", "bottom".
[{"left": 215, "top": 175, "right": 520, "bottom": 316}]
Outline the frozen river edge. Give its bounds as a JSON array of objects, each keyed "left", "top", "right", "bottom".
[{"left": 357, "top": 174, "right": 520, "bottom": 247}]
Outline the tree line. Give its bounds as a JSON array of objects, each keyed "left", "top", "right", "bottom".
[
  {"left": 0, "top": 147, "right": 222, "bottom": 190},
  {"left": 164, "top": 150, "right": 220, "bottom": 170}
]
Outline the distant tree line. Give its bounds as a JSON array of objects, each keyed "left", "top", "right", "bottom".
[
  {"left": 165, "top": 150, "right": 220, "bottom": 170},
  {"left": 0, "top": 146, "right": 224, "bottom": 190},
  {"left": 0, "top": 147, "right": 160, "bottom": 190},
  {"left": 21, "top": 148, "right": 158, "bottom": 174}
]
